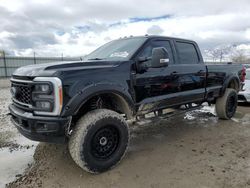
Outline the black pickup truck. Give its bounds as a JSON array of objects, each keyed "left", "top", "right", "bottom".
[{"left": 9, "top": 36, "right": 245, "bottom": 173}]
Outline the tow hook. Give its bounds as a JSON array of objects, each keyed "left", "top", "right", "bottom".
[{"left": 66, "top": 116, "right": 73, "bottom": 136}]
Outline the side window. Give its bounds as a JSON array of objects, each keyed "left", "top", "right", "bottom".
[
  {"left": 176, "top": 42, "right": 199, "bottom": 64},
  {"left": 139, "top": 40, "right": 174, "bottom": 64}
]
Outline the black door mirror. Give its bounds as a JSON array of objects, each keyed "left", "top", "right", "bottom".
[{"left": 151, "top": 47, "right": 169, "bottom": 68}]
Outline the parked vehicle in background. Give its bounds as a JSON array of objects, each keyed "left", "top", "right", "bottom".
[
  {"left": 243, "top": 64, "right": 250, "bottom": 69},
  {"left": 9, "top": 35, "right": 245, "bottom": 173},
  {"left": 238, "top": 68, "right": 250, "bottom": 103}
]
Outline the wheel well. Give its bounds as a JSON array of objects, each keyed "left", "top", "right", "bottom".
[
  {"left": 207, "top": 78, "right": 239, "bottom": 104},
  {"left": 227, "top": 78, "right": 239, "bottom": 91},
  {"left": 73, "top": 93, "right": 133, "bottom": 123}
]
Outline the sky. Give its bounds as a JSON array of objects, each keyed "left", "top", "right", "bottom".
[{"left": 0, "top": 0, "right": 250, "bottom": 57}]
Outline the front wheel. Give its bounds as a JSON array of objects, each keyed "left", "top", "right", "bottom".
[
  {"left": 215, "top": 88, "right": 238, "bottom": 120},
  {"left": 69, "top": 109, "right": 129, "bottom": 173}
]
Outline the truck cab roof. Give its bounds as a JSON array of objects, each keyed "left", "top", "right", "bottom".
[{"left": 118, "top": 35, "right": 197, "bottom": 43}]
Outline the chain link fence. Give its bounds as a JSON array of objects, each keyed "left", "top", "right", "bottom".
[{"left": 0, "top": 52, "right": 80, "bottom": 77}]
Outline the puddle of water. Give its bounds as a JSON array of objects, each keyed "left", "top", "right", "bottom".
[
  {"left": 184, "top": 105, "right": 218, "bottom": 126},
  {"left": 184, "top": 113, "right": 196, "bottom": 120},
  {"left": 0, "top": 146, "right": 35, "bottom": 187},
  {"left": 0, "top": 88, "right": 38, "bottom": 187},
  {"left": 0, "top": 134, "right": 38, "bottom": 187},
  {"left": 184, "top": 106, "right": 216, "bottom": 119},
  {"left": 184, "top": 104, "right": 250, "bottom": 127}
]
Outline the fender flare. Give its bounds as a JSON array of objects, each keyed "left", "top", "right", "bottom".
[
  {"left": 221, "top": 74, "right": 240, "bottom": 94},
  {"left": 61, "top": 83, "right": 135, "bottom": 117}
]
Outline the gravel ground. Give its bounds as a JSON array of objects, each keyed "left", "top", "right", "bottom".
[{"left": 1, "top": 87, "right": 250, "bottom": 188}]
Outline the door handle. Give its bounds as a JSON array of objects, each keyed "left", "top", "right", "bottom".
[{"left": 171, "top": 71, "right": 178, "bottom": 75}]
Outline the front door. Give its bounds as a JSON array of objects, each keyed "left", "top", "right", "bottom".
[{"left": 134, "top": 39, "right": 182, "bottom": 113}]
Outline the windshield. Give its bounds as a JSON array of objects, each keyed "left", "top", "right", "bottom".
[
  {"left": 246, "top": 70, "right": 250, "bottom": 80},
  {"left": 85, "top": 37, "right": 147, "bottom": 61}
]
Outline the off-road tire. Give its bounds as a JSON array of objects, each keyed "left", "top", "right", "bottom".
[
  {"left": 215, "top": 88, "right": 238, "bottom": 120},
  {"left": 69, "top": 109, "right": 129, "bottom": 173}
]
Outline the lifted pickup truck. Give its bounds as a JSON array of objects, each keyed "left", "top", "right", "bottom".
[{"left": 9, "top": 36, "right": 245, "bottom": 173}]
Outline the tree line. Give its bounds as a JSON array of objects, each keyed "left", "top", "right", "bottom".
[{"left": 204, "top": 44, "right": 250, "bottom": 63}]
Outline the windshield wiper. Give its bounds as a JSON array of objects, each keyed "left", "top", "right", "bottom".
[{"left": 88, "top": 58, "right": 104, "bottom": 60}]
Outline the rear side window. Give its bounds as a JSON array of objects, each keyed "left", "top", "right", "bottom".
[{"left": 176, "top": 42, "right": 199, "bottom": 64}]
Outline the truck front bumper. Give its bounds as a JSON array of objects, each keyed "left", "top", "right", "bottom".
[{"left": 9, "top": 104, "right": 71, "bottom": 143}]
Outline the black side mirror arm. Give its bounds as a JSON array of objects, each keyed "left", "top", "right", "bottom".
[
  {"left": 136, "top": 57, "right": 151, "bottom": 73},
  {"left": 137, "top": 56, "right": 152, "bottom": 63}
]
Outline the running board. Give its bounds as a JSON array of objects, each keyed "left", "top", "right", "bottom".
[{"left": 128, "top": 103, "right": 202, "bottom": 125}]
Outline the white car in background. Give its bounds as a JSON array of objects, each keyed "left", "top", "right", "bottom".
[{"left": 238, "top": 68, "right": 250, "bottom": 103}]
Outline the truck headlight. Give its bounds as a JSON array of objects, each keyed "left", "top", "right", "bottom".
[
  {"left": 35, "top": 101, "right": 53, "bottom": 110},
  {"left": 33, "top": 77, "right": 63, "bottom": 116},
  {"left": 34, "top": 84, "right": 51, "bottom": 93}
]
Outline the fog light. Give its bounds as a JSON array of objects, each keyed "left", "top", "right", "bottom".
[{"left": 36, "top": 122, "right": 58, "bottom": 132}]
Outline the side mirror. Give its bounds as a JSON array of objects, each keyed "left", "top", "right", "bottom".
[{"left": 151, "top": 47, "right": 169, "bottom": 68}]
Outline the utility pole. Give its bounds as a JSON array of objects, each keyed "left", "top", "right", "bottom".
[
  {"left": 3, "top": 50, "right": 7, "bottom": 77},
  {"left": 34, "top": 52, "right": 36, "bottom": 64}
]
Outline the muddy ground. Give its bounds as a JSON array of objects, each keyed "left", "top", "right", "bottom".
[{"left": 1, "top": 87, "right": 250, "bottom": 188}]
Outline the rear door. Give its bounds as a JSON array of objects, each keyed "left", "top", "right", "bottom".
[{"left": 173, "top": 40, "right": 206, "bottom": 103}]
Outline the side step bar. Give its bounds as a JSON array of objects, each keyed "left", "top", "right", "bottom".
[{"left": 128, "top": 103, "right": 203, "bottom": 125}]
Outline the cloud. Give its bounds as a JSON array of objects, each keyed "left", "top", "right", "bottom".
[
  {"left": 0, "top": 0, "right": 250, "bottom": 56},
  {"left": 9, "top": 33, "right": 57, "bottom": 49},
  {"left": 147, "top": 25, "right": 164, "bottom": 35}
]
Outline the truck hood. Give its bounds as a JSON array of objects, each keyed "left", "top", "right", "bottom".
[{"left": 12, "top": 60, "right": 121, "bottom": 77}]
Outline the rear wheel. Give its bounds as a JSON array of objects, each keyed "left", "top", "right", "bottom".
[
  {"left": 215, "top": 88, "right": 238, "bottom": 119},
  {"left": 69, "top": 109, "right": 129, "bottom": 173}
]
